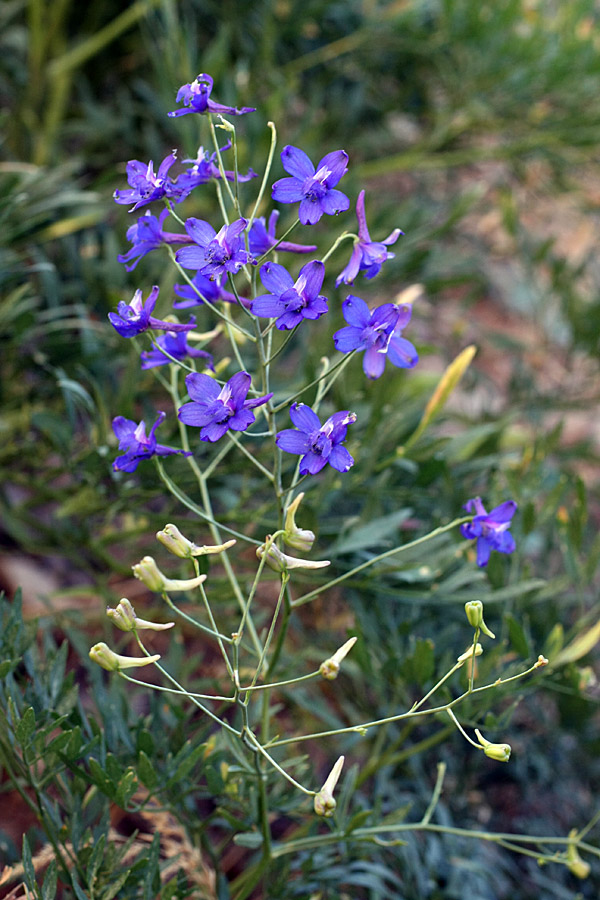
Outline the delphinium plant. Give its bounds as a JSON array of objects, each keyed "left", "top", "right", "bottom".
[{"left": 82, "top": 72, "right": 595, "bottom": 894}]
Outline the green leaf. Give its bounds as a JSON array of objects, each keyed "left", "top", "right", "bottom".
[
  {"left": 0, "top": 658, "right": 18, "bottom": 677},
  {"left": 22, "top": 835, "right": 35, "bottom": 890},
  {"left": 115, "top": 768, "right": 137, "bottom": 808},
  {"left": 505, "top": 613, "right": 530, "bottom": 659},
  {"left": 16, "top": 706, "right": 36, "bottom": 746},
  {"left": 86, "top": 833, "right": 106, "bottom": 887},
  {"left": 137, "top": 750, "right": 158, "bottom": 790},
  {"left": 42, "top": 860, "right": 57, "bottom": 900},
  {"left": 233, "top": 832, "right": 263, "bottom": 848},
  {"left": 332, "top": 509, "right": 413, "bottom": 555}
]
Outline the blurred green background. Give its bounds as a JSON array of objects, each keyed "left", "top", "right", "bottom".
[{"left": 1, "top": 0, "right": 599, "bottom": 897}]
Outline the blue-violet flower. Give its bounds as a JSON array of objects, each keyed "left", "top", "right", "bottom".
[
  {"left": 175, "top": 217, "right": 252, "bottom": 279},
  {"left": 333, "top": 295, "right": 418, "bottom": 379},
  {"left": 272, "top": 146, "right": 349, "bottom": 226},
  {"left": 178, "top": 371, "right": 272, "bottom": 442},
  {"left": 140, "top": 331, "right": 213, "bottom": 370},
  {"left": 276, "top": 403, "right": 356, "bottom": 475},
  {"left": 461, "top": 497, "right": 517, "bottom": 567},
  {"left": 117, "top": 210, "right": 194, "bottom": 272},
  {"left": 177, "top": 143, "right": 257, "bottom": 192},
  {"left": 173, "top": 272, "right": 238, "bottom": 309},
  {"left": 336, "top": 190, "right": 403, "bottom": 286},
  {"left": 251, "top": 260, "right": 328, "bottom": 330},
  {"left": 168, "top": 73, "right": 256, "bottom": 118},
  {"left": 248, "top": 211, "right": 317, "bottom": 256},
  {"left": 113, "top": 152, "right": 187, "bottom": 212},
  {"left": 112, "top": 411, "right": 191, "bottom": 473},
  {"left": 109, "top": 286, "right": 196, "bottom": 338}
]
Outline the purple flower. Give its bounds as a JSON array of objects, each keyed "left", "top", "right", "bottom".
[
  {"left": 460, "top": 497, "right": 518, "bottom": 567},
  {"left": 251, "top": 260, "right": 328, "bottom": 330},
  {"left": 177, "top": 143, "right": 257, "bottom": 192},
  {"left": 113, "top": 152, "right": 187, "bottom": 212},
  {"left": 175, "top": 217, "right": 253, "bottom": 279},
  {"left": 112, "top": 411, "right": 191, "bottom": 473},
  {"left": 140, "top": 331, "right": 213, "bottom": 370},
  {"left": 173, "top": 272, "right": 238, "bottom": 309},
  {"left": 336, "top": 190, "right": 403, "bottom": 286},
  {"left": 248, "top": 211, "right": 317, "bottom": 256},
  {"left": 272, "top": 146, "right": 350, "bottom": 226},
  {"left": 178, "top": 371, "right": 272, "bottom": 443},
  {"left": 117, "top": 210, "right": 194, "bottom": 272},
  {"left": 108, "top": 286, "right": 196, "bottom": 339},
  {"left": 276, "top": 403, "right": 356, "bottom": 475},
  {"left": 168, "top": 73, "right": 256, "bottom": 118},
  {"left": 333, "top": 296, "right": 418, "bottom": 380}
]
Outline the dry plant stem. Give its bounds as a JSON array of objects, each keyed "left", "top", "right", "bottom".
[
  {"left": 155, "top": 459, "right": 259, "bottom": 545},
  {"left": 168, "top": 366, "right": 264, "bottom": 660},
  {"left": 119, "top": 671, "right": 235, "bottom": 703},
  {"left": 421, "top": 761, "right": 447, "bottom": 826},
  {"left": 292, "top": 515, "right": 473, "bottom": 607},
  {"left": 267, "top": 657, "right": 544, "bottom": 747},
  {"left": 134, "top": 634, "right": 239, "bottom": 736},
  {"left": 269, "top": 824, "right": 600, "bottom": 861},
  {"left": 248, "top": 121, "right": 277, "bottom": 228}
]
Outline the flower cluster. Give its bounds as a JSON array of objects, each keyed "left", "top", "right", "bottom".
[{"left": 109, "top": 72, "right": 518, "bottom": 570}]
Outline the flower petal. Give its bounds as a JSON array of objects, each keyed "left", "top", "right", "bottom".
[
  {"left": 333, "top": 325, "right": 365, "bottom": 353},
  {"left": 488, "top": 500, "right": 518, "bottom": 524},
  {"left": 328, "top": 444, "right": 354, "bottom": 472},
  {"left": 386, "top": 335, "right": 419, "bottom": 369},
  {"left": 272, "top": 177, "right": 306, "bottom": 203},
  {"left": 276, "top": 430, "right": 310, "bottom": 455},
  {"left": 251, "top": 294, "right": 286, "bottom": 318},
  {"left": 260, "top": 261, "right": 295, "bottom": 296},
  {"left": 335, "top": 244, "right": 363, "bottom": 286},
  {"left": 342, "top": 295, "right": 371, "bottom": 328},
  {"left": 476, "top": 537, "right": 492, "bottom": 567},
  {"left": 298, "top": 198, "right": 323, "bottom": 225},
  {"left": 289, "top": 403, "right": 321, "bottom": 433},
  {"left": 201, "top": 421, "right": 231, "bottom": 442},
  {"left": 363, "top": 345, "right": 387, "bottom": 379},
  {"left": 185, "top": 372, "right": 220, "bottom": 403},
  {"left": 280, "top": 145, "right": 315, "bottom": 180},
  {"left": 185, "top": 217, "right": 216, "bottom": 246},
  {"left": 317, "top": 150, "right": 349, "bottom": 187},
  {"left": 296, "top": 260, "right": 325, "bottom": 300},
  {"left": 178, "top": 402, "right": 214, "bottom": 427},
  {"left": 227, "top": 371, "right": 251, "bottom": 407},
  {"left": 176, "top": 246, "right": 208, "bottom": 269},
  {"left": 320, "top": 189, "right": 350, "bottom": 216}
]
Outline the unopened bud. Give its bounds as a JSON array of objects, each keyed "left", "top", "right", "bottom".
[
  {"left": 89, "top": 642, "right": 160, "bottom": 672},
  {"left": 474, "top": 728, "right": 511, "bottom": 762},
  {"left": 313, "top": 755, "right": 344, "bottom": 817},
  {"left": 567, "top": 830, "right": 590, "bottom": 879},
  {"left": 535, "top": 655, "right": 549, "bottom": 668},
  {"left": 256, "top": 539, "right": 330, "bottom": 573},
  {"left": 283, "top": 492, "right": 316, "bottom": 552},
  {"left": 106, "top": 598, "right": 175, "bottom": 632},
  {"left": 464, "top": 600, "right": 495, "bottom": 638},
  {"left": 457, "top": 643, "right": 483, "bottom": 663},
  {"left": 133, "top": 556, "right": 208, "bottom": 592},
  {"left": 157, "top": 524, "right": 236, "bottom": 559},
  {"left": 320, "top": 637, "right": 357, "bottom": 680}
]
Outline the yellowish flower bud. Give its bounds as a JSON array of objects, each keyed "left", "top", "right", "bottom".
[
  {"left": 132, "top": 556, "right": 208, "bottom": 592},
  {"left": 567, "top": 830, "right": 590, "bottom": 879},
  {"left": 256, "top": 539, "right": 330, "bottom": 573},
  {"left": 283, "top": 492, "right": 316, "bottom": 552},
  {"left": 313, "top": 755, "right": 344, "bottom": 817},
  {"left": 474, "top": 728, "right": 511, "bottom": 762},
  {"left": 106, "top": 598, "right": 175, "bottom": 632},
  {"left": 535, "top": 655, "right": 549, "bottom": 668},
  {"left": 457, "top": 643, "right": 483, "bottom": 663},
  {"left": 320, "top": 637, "right": 357, "bottom": 680},
  {"left": 156, "top": 524, "right": 236, "bottom": 559},
  {"left": 464, "top": 600, "right": 495, "bottom": 638},
  {"left": 89, "top": 642, "right": 160, "bottom": 672}
]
